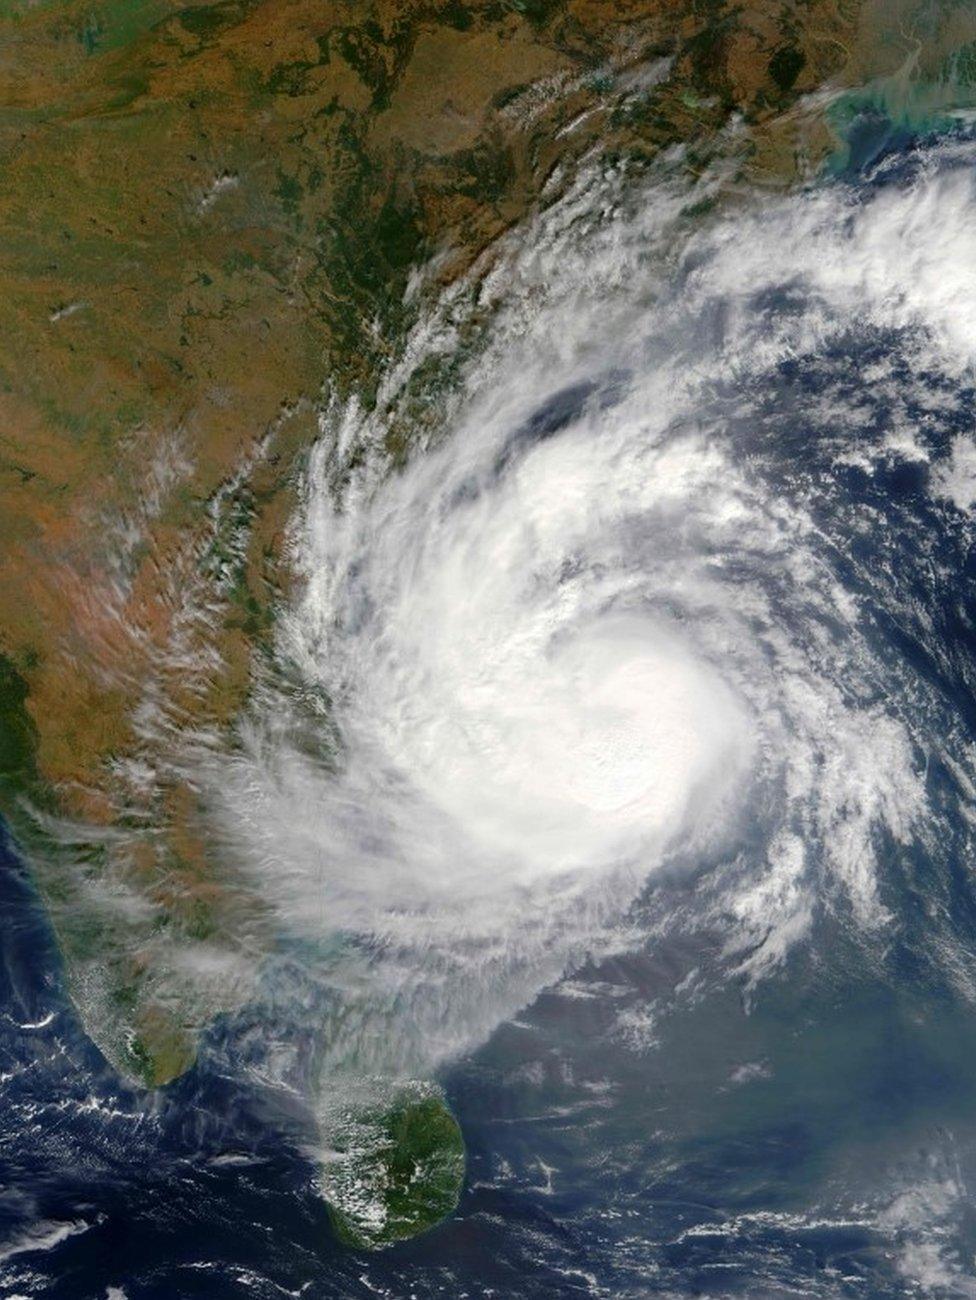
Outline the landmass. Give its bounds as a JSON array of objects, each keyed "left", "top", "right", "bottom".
[{"left": 0, "top": 0, "right": 974, "bottom": 1247}]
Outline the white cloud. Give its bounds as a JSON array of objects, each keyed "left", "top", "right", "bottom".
[{"left": 202, "top": 138, "right": 976, "bottom": 1135}]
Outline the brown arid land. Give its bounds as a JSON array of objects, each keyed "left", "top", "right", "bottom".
[{"left": 0, "top": 0, "right": 972, "bottom": 1097}]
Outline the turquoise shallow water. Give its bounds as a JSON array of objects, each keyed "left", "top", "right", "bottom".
[
  {"left": 4, "top": 126, "right": 976, "bottom": 1298},
  {"left": 826, "top": 50, "right": 976, "bottom": 176}
]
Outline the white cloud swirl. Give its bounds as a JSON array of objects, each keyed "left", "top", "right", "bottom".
[{"left": 211, "top": 140, "right": 976, "bottom": 1093}]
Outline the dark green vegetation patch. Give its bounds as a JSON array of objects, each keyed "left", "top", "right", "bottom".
[{"left": 328, "top": 1095, "right": 465, "bottom": 1248}]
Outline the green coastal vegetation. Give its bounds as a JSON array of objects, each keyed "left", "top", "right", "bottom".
[{"left": 1, "top": 0, "right": 975, "bottom": 1249}]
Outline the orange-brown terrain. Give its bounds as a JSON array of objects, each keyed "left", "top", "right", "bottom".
[{"left": 0, "top": 0, "right": 970, "bottom": 1092}]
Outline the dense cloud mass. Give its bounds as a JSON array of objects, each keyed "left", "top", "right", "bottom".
[
  {"left": 4, "top": 121, "right": 976, "bottom": 1300},
  {"left": 213, "top": 140, "right": 976, "bottom": 1124}
]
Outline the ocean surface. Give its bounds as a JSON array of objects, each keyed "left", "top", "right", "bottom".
[{"left": 6, "top": 126, "right": 976, "bottom": 1298}]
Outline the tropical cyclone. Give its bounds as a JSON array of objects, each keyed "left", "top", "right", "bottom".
[{"left": 0, "top": 0, "right": 974, "bottom": 1248}]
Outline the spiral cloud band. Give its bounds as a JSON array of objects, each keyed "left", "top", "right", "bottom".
[{"left": 214, "top": 140, "right": 976, "bottom": 1101}]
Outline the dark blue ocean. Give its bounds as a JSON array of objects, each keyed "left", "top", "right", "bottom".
[{"left": 5, "top": 129, "right": 976, "bottom": 1299}]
